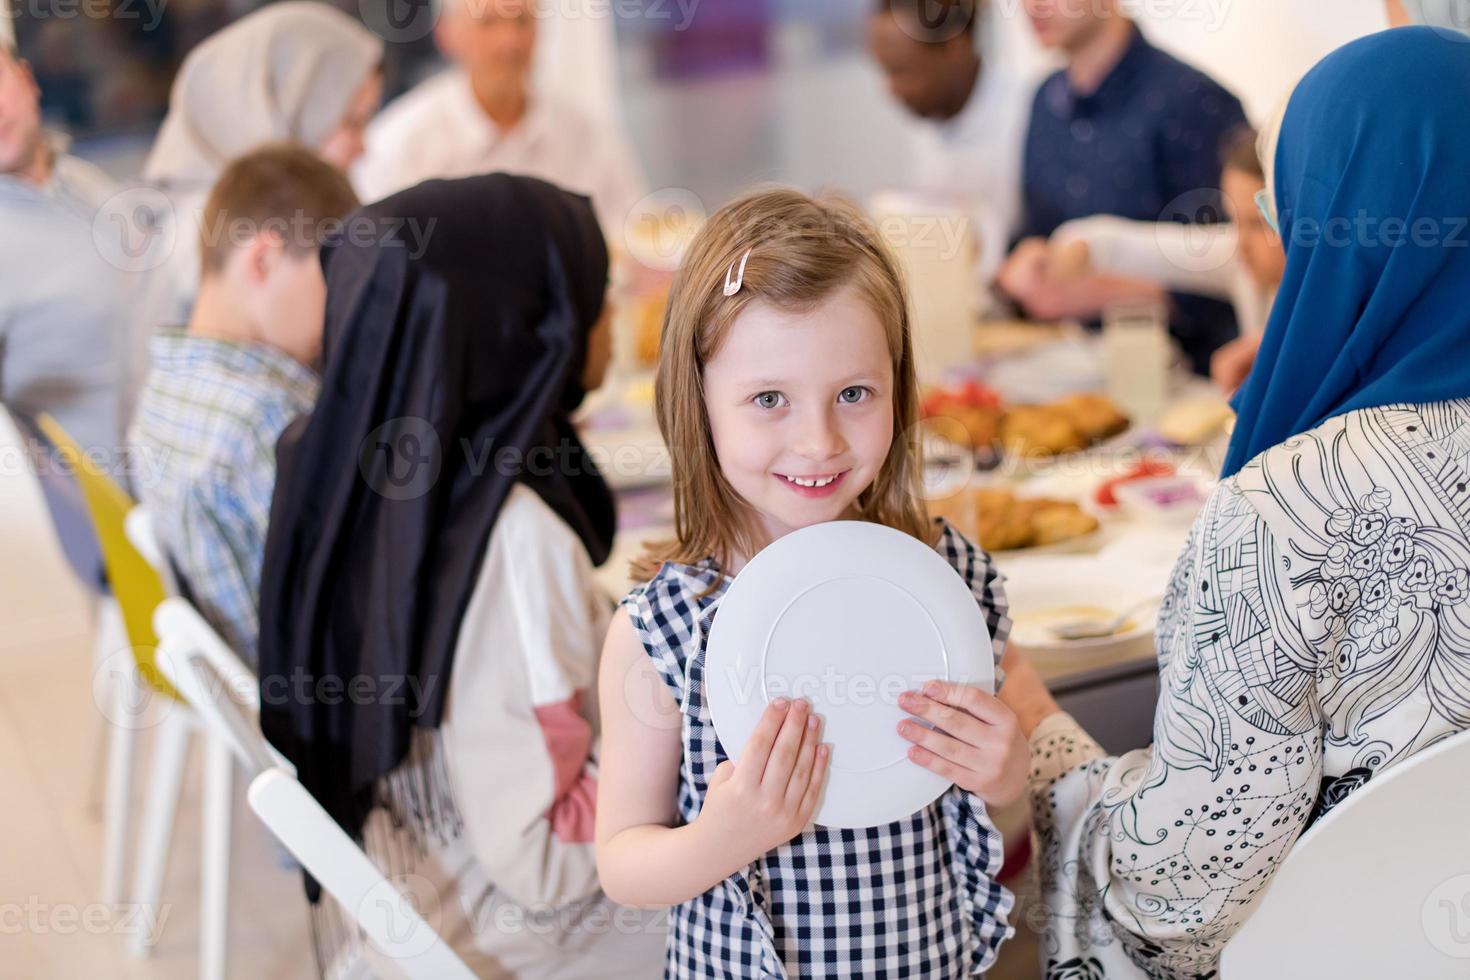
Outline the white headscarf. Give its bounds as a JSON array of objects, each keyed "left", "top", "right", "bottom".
[
  {"left": 143, "top": 2, "right": 382, "bottom": 187},
  {"left": 1402, "top": 0, "right": 1470, "bottom": 32},
  {"left": 1254, "top": 91, "right": 1291, "bottom": 230}
]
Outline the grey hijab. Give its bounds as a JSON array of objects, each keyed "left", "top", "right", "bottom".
[
  {"left": 143, "top": 2, "right": 382, "bottom": 188},
  {"left": 1402, "top": 0, "right": 1470, "bottom": 33}
]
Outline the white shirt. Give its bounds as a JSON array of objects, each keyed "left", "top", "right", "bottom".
[
  {"left": 910, "top": 6, "right": 1052, "bottom": 281},
  {"left": 1050, "top": 215, "right": 1276, "bottom": 339},
  {"left": 394, "top": 483, "right": 666, "bottom": 977},
  {"left": 353, "top": 70, "right": 647, "bottom": 238}
]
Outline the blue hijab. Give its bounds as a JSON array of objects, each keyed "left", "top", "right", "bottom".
[{"left": 1222, "top": 28, "right": 1470, "bottom": 477}]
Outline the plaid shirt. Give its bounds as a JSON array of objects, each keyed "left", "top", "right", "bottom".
[
  {"left": 128, "top": 333, "right": 318, "bottom": 666},
  {"left": 621, "top": 520, "right": 1015, "bottom": 979}
]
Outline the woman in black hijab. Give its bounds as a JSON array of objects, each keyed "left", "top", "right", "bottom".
[{"left": 258, "top": 174, "right": 663, "bottom": 978}]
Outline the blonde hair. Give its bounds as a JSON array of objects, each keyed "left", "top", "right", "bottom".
[{"left": 631, "top": 188, "right": 932, "bottom": 585}]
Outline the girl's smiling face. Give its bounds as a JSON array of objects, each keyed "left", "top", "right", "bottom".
[{"left": 702, "top": 282, "right": 896, "bottom": 554}]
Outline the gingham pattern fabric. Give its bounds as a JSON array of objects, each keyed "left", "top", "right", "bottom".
[
  {"left": 129, "top": 333, "right": 318, "bottom": 666},
  {"left": 621, "top": 520, "right": 1015, "bottom": 979}
]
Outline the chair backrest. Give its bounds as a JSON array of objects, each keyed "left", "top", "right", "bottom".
[
  {"left": 149, "top": 597, "right": 475, "bottom": 980},
  {"left": 248, "top": 770, "right": 478, "bottom": 980},
  {"left": 1222, "top": 728, "right": 1470, "bottom": 978},
  {"left": 124, "top": 506, "right": 181, "bottom": 599},
  {"left": 35, "top": 414, "right": 179, "bottom": 700},
  {"left": 152, "top": 597, "right": 276, "bottom": 770}
]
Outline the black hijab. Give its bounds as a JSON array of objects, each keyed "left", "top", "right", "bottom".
[{"left": 257, "top": 174, "right": 616, "bottom": 847}]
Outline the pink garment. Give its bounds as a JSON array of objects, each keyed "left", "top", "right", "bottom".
[{"left": 533, "top": 691, "right": 598, "bottom": 843}]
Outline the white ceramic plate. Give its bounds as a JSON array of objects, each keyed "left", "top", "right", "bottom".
[
  {"left": 1002, "top": 556, "right": 1160, "bottom": 655},
  {"left": 704, "top": 521, "right": 995, "bottom": 829}
]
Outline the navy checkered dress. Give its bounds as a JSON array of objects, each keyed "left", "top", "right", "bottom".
[{"left": 621, "top": 520, "right": 1016, "bottom": 979}]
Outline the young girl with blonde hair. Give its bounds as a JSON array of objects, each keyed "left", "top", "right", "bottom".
[{"left": 596, "top": 188, "right": 1027, "bottom": 977}]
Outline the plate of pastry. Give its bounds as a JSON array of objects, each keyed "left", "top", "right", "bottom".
[
  {"left": 921, "top": 384, "right": 1130, "bottom": 463},
  {"left": 928, "top": 486, "right": 1102, "bottom": 554}
]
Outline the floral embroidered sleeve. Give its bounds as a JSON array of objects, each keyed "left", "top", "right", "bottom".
[
  {"left": 1029, "top": 401, "right": 1470, "bottom": 980},
  {"left": 1028, "top": 480, "right": 1327, "bottom": 979}
]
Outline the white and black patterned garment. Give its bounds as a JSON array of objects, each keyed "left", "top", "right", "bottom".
[
  {"left": 1030, "top": 400, "right": 1470, "bottom": 980},
  {"left": 621, "top": 520, "right": 1016, "bottom": 979}
]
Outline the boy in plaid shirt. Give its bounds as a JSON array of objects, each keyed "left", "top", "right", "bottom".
[{"left": 128, "top": 145, "right": 358, "bottom": 665}]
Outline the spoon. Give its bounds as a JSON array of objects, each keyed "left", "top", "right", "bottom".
[{"left": 1050, "top": 596, "right": 1161, "bottom": 642}]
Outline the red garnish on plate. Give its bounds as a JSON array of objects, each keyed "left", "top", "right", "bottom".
[
  {"left": 1095, "top": 459, "right": 1176, "bottom": 507},
  {"left": 922, "top": 381, "right": 1004, "bottom": 418}
]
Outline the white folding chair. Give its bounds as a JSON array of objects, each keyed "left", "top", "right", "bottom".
[
  {"left": 122, "top": 506, "right": 238, "bottom": 980},
  {"left": 92, "top": 594, "right": 133, "bottom": 904},
  {"left": 152, "top": 596, "right": 476, "bottom": 980},
  {"left": 1222, "top": 728, "right": 1470, "bottom": 978}
]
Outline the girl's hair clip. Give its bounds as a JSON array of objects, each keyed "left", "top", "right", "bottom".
[{"left": 723, "top": 248, "right": 752, "bottom": 297}]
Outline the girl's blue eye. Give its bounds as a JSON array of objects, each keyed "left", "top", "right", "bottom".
[
  {"left": 754, "top": 391, "right": 784, "bottom": 410},
  {"left": 839, "top": 386, "right": 869, "bottom": 404}
]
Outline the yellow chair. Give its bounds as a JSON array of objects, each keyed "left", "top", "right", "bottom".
[
  {"left": 36, "top": 416, "right": 257, "bottom": 980},
  {"left": 34, "top": 417, "right": 220, "bottom": 967},
  {"left": 35, "top": 415, "right": 179, "bottom": 700},
  {"left": 32, "top": 414, "right": 185, "bottom": 916}
]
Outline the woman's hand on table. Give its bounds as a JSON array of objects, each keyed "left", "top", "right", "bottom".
[
  {"left": 897, "top": 681, "right": 1029, "bottom": 809},
  {"left": 997, "top": 644, "right": 1063, "bottom": 739}
]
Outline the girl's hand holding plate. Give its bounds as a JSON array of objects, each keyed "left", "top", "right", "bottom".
[
  {"left": 697, "top": 697, "right": 831, "bottom": 866},
  {"left": 897, "top": 681, "right": 1029, "bottom": 809}
]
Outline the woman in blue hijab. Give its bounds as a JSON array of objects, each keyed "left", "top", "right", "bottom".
[
  {"left": 1000, "top": 29, "right": 1470, "bottom": 979},
  {"left": 1223, "top": 25, "right": 1470, "bottom": 476}
]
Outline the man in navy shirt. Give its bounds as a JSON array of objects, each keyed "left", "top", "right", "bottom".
[{"left": 999, "top": 1, "right": 1247, "bottom": 375}]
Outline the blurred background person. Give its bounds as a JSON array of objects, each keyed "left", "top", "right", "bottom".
[
  {"left": 0, "top": 39, "right": 146, "bottom": 460},
  {"left": 353, "top": 0, "right": 646, "bottom": 237},
  {"left": 999, "top": 0, "right": 1247, "bottom": 376},
  {"left": 1040, "top": 125, "right": 1285, "bottom": 394},
  {"left": 141, "top": 1, "right": 383, "bottom": 327},
  {"left": 128, "top": 145, "right": 359, "bottom": 667},
  {"left": 868, "top": 0, "right": 1051, "bottom": 281}
]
